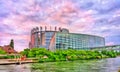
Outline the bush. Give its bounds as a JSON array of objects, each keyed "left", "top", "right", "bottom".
[
  {"left": 0, "top": 49, "right": 6, "bottom": 54},
  {"left": 21, "top": 48, "right": 119, "bottom": 62}
]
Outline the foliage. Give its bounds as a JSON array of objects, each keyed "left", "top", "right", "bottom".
[
  {"left": 0, "top": 55, "right": 15, "bottom": 59},
  {"left": 21, "top": 48, "right": 120, "bottom": 63},
  {"left": 0, "top": 49, "right": 6, "bottom": 54},
  {"left": 0, "top": 48, "right": 16, "bottom": 59},
  {"left": 21, "top": 48, "right": 30, "bottom": 57}
]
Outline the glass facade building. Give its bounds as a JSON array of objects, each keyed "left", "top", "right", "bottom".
[
  {"left": 56, "top": 32, "right": 105, "bottom": 50},
  {"left": 29, "top": 27, "right": 105, "bottom": 50}
]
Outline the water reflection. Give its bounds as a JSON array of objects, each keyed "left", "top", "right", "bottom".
[
  {"left": 31, "top": 57, "right": 120, "bottom": 72},
  {"left": 0, "top": 64, "right": 31, "bottom": 72},
  {"left": 0, "top": 57, "right": 120, "bottom": 72}
]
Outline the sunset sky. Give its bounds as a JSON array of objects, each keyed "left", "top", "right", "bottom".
[{"left": 0, "top": 0, "right": 120, "bottom": 51}]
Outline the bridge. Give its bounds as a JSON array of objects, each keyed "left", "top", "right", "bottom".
[{"left": 90, "top": 45, "right": 120, "bottom": 52}]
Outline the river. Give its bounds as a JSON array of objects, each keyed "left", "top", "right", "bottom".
[{"left": 0, "top": 57, "right": 120, "bottom": 72}]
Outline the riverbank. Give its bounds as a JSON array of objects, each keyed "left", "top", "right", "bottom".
[
  {"left": 0, "top": 48, "right": 119, "bottom": 65},
  {"left": 21, "top": 48, "right": 120, "bottom": 63},
  {"left": 0, "top": 58, "right": 37, "bottom": 65}
]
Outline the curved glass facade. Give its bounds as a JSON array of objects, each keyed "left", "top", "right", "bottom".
[
  {"left": 29, "top": 27, "right": 105, "bottom": 50},
  {"left": 56, "top": 32, "right": 105, "bottom": 50},
  {"left": 44, "top": 32, "right": 55, "bottom": 49}
]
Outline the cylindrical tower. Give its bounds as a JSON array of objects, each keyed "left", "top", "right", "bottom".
[{"left": 31, "top": 28, "right": 36, "bottom": 48}]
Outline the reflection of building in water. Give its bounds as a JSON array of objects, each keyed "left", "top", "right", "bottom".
[{"left": 29, "top": 26, "right": 105, "bottom": 51}]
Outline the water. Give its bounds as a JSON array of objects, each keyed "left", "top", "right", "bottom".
[
  {"left": 0, "top": 57, "right": 120, "bottom": 72},
  {"left": 0, "top": 64, "right": 31, "bottom": 72}
]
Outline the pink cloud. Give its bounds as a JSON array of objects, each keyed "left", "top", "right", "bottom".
[{"left": 2, "top": 0, "right": 118, "bottom": 51}]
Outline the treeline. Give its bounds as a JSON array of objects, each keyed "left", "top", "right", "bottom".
[{"left": 21, "top": 48, "right": 120, "bottom": 62}]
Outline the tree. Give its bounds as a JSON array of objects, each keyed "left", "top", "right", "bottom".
[
  {"left": 0, "top": 49, "right": 6, "bottom": 54},
  {"left": 9, "top": 39, "right": 14, "bottom": 48}
]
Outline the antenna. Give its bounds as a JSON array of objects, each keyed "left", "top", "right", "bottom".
[
  {"left": 40, "top": 26, "right": 42, "bottom": 31},
  {"left": 59, "top": 27, "right": 62, "bottom": 32},
  {"left": 33, "top": 28, "right": 35, "bottom": 34},
  {"left": 45, "top": 26, "right": 47, "bottom": 31},
  {"left": 36, "top": 27, "right": 39, "bottom": 32},
  {"left": 31, "top": 29, "right": 33, "bottom": 34},
  {"left": 55, "top": 26, "right": 57, "bottom": 31}
]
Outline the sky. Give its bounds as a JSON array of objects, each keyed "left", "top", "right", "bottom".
[{"left": 0, "top": 0, "right": 120, "bottom": 51}]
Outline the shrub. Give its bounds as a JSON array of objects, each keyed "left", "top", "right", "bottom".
[{"left": 21, "top": 48, "right": 119, "bottom": 62}]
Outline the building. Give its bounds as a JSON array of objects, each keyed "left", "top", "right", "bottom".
[
  {"left": 29, "top": 26, "right": 105, "bottom": 51},
  {"left": 0, "top": 39, "right": 17, "bottom": 54},
  {"left": 0, "top": 45, "right": 17, "bottom": 54}
]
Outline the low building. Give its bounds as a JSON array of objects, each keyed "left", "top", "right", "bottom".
[
  {"left": 29, "top": 26, "right": 105, "bottom": 51},
  {"left": 0, "top": 45, "right": 17, "bottom": 54}
]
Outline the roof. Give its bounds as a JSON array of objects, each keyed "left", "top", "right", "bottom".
[{"left": 0, "top": 45, "right": 17, "bottom": 53}]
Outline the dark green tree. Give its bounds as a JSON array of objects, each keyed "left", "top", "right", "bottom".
[{"left": 9, "top": 39, "right": 14, "bottom": 48}]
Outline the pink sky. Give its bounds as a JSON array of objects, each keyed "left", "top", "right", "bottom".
[{"left": 0, "top": 0, "right": 120, "bottom": 51}]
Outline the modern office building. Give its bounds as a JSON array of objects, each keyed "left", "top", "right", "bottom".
[{"left": 29, "top": 26, "right": 105, "bottom": 51}]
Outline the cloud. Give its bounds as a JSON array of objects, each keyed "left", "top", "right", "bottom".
[{"left": 0, "top": 0, "right": 120, "bottom": 51}]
